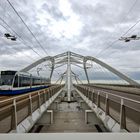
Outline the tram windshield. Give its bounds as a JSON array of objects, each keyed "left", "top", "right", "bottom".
[{"left": 0, "top": 71, "right": 16, "bottom": 86}]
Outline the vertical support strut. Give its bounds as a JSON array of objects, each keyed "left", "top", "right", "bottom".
[
  {"left": 66, "top": 51, "right": 72, "bottom": 101},
  {"left": 83, "top": 58, "right": 90, "bottom": 84},
  {"left": 50, "top": 58, "right": 55, "bottom": 82}
]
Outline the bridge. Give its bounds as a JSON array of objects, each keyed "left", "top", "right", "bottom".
[{"left": 0, "top": 51, "right": 140, "bottom": 133}]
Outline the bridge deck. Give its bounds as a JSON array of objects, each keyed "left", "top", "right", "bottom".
[
  {"left": 0, "top": 85, "right": 139, "bottom": 133},
  {"left": 30, "top": 97, "right": 107, "bottom": 133}
]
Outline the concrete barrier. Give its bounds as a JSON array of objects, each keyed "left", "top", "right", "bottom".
[
  {"left": 10, "top": 89, "right": 63, "bottom": 133},
  {"left": 76, "top": 88, "right": 128, "bottom": 132}
]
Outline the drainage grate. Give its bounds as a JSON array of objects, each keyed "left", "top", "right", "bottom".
[
  {"left": 34, "top": 125, "right": 44, "bottom": 133},
  {"left": 94, "top": 124, "right": 103, "bottom": 132},
  {"left": 64, "top": 120, "right": 70, "bottom": 123}
]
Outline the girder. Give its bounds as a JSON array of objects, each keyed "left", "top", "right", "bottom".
[
  {"left": 83, "top": 58, "right": 90, "bottom": 84},
  {"left": 85, "top": 56, "right": 139, "bottom": 85},
  {"left": 20, "top": 51, "right": 139, "bottom": 97},
  {"left": 66, "top": 51, "right": 72, "bottom": 101},
  {"left": 49, "top": 58, "right": 55, "bottom": 80},
  {"left": 20, "top": 56, "right": 53, "bottom": 72}
]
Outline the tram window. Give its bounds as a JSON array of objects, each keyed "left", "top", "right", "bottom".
[
  {"left": 13, "top": 75, "right": 18, "bottom": 87},
  {"left": 22, "top": 77, "right": 30, "bottom": 87},
  {"left": 0, "top": 79, "right": 2, "bottom": 85},
  {"left": 19, "top": 76, "right": 30, "bottom": 87},
  {"left": 1, "top": 75, "right": 15, "bottom": 85}
]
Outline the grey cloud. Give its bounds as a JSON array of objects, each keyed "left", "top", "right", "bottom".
[
  {"left": 42, "top": 2, "right": 65, "bottom": 21},
  {"left": 0, "top": 0, "right": 140, "bottom": 81}
]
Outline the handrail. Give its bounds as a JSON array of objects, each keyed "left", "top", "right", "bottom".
[
  {"left": 99, "top": 90, "right": 140, "bottom": 104},
  {"left": 0, "top": 84, "right": 63, "bottom": 133},
  {"left": 79, "top": 85, "right": 140, "bottom": 104},
  {"left": 0, "top": 85, "right": 58, "bottom": 103},
  {"left": 75, "top": 84, "right": 140, "bottom": 131}
]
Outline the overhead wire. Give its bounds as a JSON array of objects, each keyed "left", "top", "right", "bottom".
[
  {"left": 0, "top": 30, "right": 35, "bottom": 62},
  {"left": 95, "top": 0, "right": 139, "bottom": 58},
  {"left": 120, "top": 0, "right": 138, "bottom": 25},
  {"left": 1, "top": 3, "right": 47, "bottom": 57},
  {"left": 6, "top": 0, "right": 49, "bottom": 56},
  {"left": 0, "top": 1, "right": 43, "bottom": 59},
  {"left": 0, "top": 24, "right": 41, "bottom": 59},
  {"left": 121, "top": 19, "right": 140, "bottom": 36},
  {"left": 0, "top": 33, "right": 31, "bottom": 68},
  {"left": 0, "top": 17, "right": 42, "bottom": 59},
  {"left": 5, "top": 0, "right": 62, "bottom": 78}
]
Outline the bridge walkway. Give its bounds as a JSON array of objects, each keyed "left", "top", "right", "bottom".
[{"left": 30, "top": 92, "right": 107, "bottom": 133}]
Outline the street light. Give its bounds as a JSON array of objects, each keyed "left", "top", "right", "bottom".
[
  {"left": 119, "top": 35, "right": 140, "bottom": 42},
  {"left": 4, "top": 33, "right": 17, "bottom": 41}
]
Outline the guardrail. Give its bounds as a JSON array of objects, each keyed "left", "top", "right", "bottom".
[
  {"left": 75, "top": 84, "right": 140, "bottom": 132},
  {"left": 0, "top": 85, "right": 64, "bottom": 133}
]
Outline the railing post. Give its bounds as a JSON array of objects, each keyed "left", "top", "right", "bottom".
[
  {"left": 43, "top": 90, "right": 46, "bottom": 103},
  {"left": 89, "top": 88, "right": 91, "bottom": 99},
  {"left": 11, "top": 99, "right": 17, "bottom": 131},
  {"left": 49, "top": 88, "right": 51, "bottom": 98},
  {"left": 97, "top": 92, "right": 100, "bottom": 107},
  {"left": 52, "top": 88, "right": 54, "bottom": 96},
  {"left": 51, "top": 88, "right": 53, "bottom": 97},
  {"left": 92, "top": 89, "right": 95, "bottom": 103},
  {"left": 46, "top": 90, "right": 49, "bottom": 100},
  {"left": 48, "top": 89, "right": 50, "bottom": 99},
  {"left": 88, "top": 88, "right": 90, "bottom": 99},
  {"left": 105, "top": 94, "right": 109, "bottom": 115},
  {"left": 81, "top": 87, "right": 82, "bottom": 93},
  {"left": 28, "top": 94, "right": 32, "bottom": 115},
  {"left": 38, "top": 92, "right": 41, "bottom": 108},
  {"left": 83, "top": 87, "right": 85, "bottom": 95},
  {"left": 52, "top": 87, "right": 54, "bottom": 96},
  {"left": 120, "top": 98, "right": 126, "bottom": 130},
  {"left": 85, "top": 88, "right": 88, "bottom": 97},
  {"left": 84, "top": 87, "right": 86, "bottom": 96},
  {"left": 87, "top": 88, "right": 89, "bottom": 97},
  {"left": 84, "top": 88, "right": 86, "bottom": 96}
]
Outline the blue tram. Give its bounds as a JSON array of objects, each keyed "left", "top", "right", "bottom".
[{"left": 0, "top": 70, "right": 50, "bottom": 95}]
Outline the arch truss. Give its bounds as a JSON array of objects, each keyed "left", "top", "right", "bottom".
[{"left": 20, "top": 51, "right": 139, "bottom": 101}]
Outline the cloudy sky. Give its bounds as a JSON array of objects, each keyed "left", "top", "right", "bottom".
[{"left": 0, "top": 0, "right": 140, "bottom": 82}]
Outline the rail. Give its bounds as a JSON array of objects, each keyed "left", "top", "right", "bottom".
[
  {"left": 75, "top": 84, "right": 140, "bottom": 132},
  {"left": 0, "top": 85, "right": 64, "bottom": 133}
]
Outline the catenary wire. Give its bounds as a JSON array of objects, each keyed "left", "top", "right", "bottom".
[{"left": 6, "top": 0, "right": 49, "bottom": 56}]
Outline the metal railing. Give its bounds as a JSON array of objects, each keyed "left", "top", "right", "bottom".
[
  {"left": 0, "top": 85, "right": 64, "bottom": 133},
  {"left": 75, "top": 84, "right": 140, "bottom": 132}
]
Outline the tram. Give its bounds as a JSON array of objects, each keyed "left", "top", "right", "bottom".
[{"left": 0, "top": 70, "right": 50, "bottom": 95}]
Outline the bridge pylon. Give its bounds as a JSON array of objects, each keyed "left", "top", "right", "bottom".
[{"left": 65, "top": 51, "right": 73, "bottom": 101}]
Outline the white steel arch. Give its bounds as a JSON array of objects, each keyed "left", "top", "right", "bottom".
[
  {"left": 20, "top": 51, "right": 139, "bottom": 90},
  {"left": 84, "top": 56, "right": 139, "bottom": 85}
]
